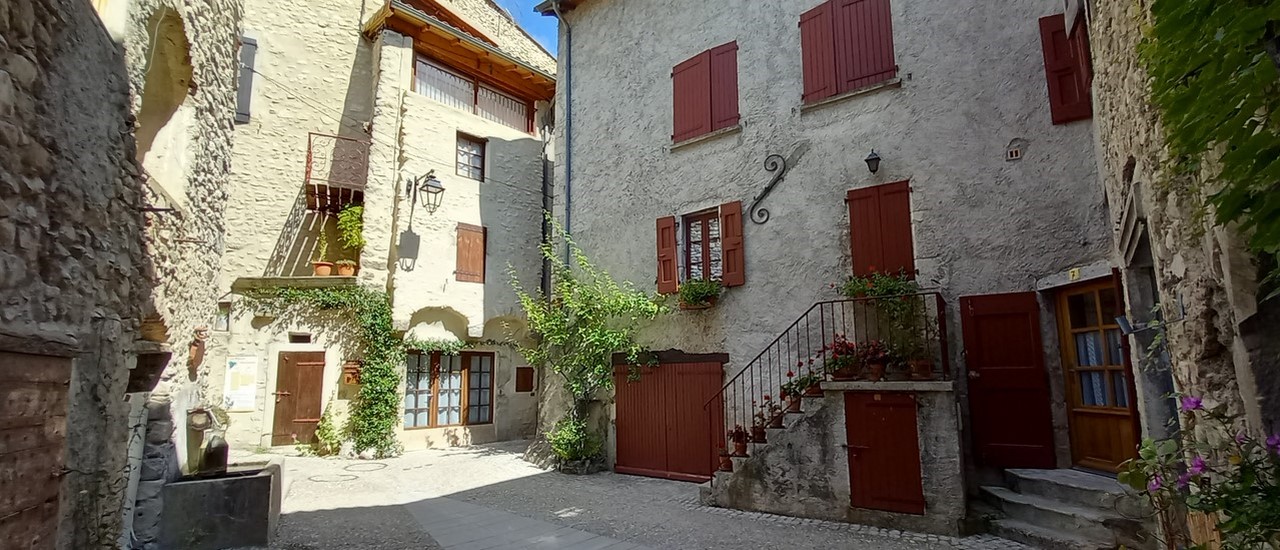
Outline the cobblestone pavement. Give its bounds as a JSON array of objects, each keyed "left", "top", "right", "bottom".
[{"left": 250, "top": 441, "right": 1028, "bottom": 550}]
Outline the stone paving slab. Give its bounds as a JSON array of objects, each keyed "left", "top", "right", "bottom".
[{"left": 405, "top": 495, "right": 651, "bottom": 550}]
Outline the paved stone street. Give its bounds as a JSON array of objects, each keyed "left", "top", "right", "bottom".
[{"left": 244, "top": 441, "right": 1026, "bottom": 550}]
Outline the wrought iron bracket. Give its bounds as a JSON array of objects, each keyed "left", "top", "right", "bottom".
[{"left": 748, "top": 154, "right": 788, "bottom": 225}]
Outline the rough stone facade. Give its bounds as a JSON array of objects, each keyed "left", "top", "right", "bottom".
[
  {"left": 208, "top": 0, "right": 551, "bottom": 454},
  {"left": 1087, "top": 1, "right": 1279, "bottom": 436}
]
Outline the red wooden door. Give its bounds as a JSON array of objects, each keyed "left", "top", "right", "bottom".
[
  {"left": 614, "top": 362, "right": 723, "bottom": 482},
  {"left": 845, "top": 392, "right": 925, "bottom": 515},
  {"left": 272, "top": 351, "right": 325, "bottom": 446},
  {"left": 0, "top": 352, "right": 71, "bottom": 549},
  {"left": 962, "top": 293, "right": 1056, "bottom": 468}
]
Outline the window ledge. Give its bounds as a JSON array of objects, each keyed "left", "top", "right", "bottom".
[
  {"left": 800, "top": 77, "right": 903, "bottom": 114},
  {"left": 670, "top": 124, "right": 742, "bottom": 152}
]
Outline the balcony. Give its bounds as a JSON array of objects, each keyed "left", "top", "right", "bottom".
[{"left": 304, "top": 132, "right": 369, "bottom": 213}]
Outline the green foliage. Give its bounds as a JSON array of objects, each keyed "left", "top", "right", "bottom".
[
  {"left": 1141, "top": 1, "right": 1280, "bottom": 298},
  {"left": 1119, "top": 398, "right": 1280, "bottom": 548},
  {"left": 677, "top": 278, "right": 722, "bottom": 306},
  {"left": 840, "top": 270, "right": 921, "bottom": 299},
  {"left": 838, "top": 271, "right": 930, "bottom": 359},
  {"left": 243, "top": 286, "right": 403, "bottom": 457},
  {"left": 404, "top": 337, "right": 468, "bottom": 355},
  {"left": 309, "top": 401, "right": 342, "bottom": 457},
  {"left": 337, "top": 204, "right": 366, "bottom": 254},
  {"left": 313, "top": 220, "right": 329, "bottom": 262},
  {"left": 546, "top": 417, "right": 602, "bottom": 461}
]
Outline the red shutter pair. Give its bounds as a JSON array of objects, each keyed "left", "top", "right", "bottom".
[
  {"left": 1039, "top": 13, "right": 1092, "bottom": 124},
  {"left": 800, "top": 0, "right": 897, "bottom": 104},
  {"left": 672, "top": 43, "right": 740, "bottom": 142},
  {"left": 847, "top": 181, "right": 914, "bottom": 278},
  {"left": 656, "top": 201, "right": 745, "bottom": 294}
]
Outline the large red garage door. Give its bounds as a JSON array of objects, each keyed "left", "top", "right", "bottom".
[{"left": 614, "top": 359, "right": 724, "bottom": 482}]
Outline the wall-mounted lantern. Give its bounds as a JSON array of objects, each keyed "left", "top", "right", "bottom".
[
  {"left": 865, "top": 150, "right": 882, "bottom": 174},
  {"left": 406, "top": 170, "right": 446, "bottom": 213}
]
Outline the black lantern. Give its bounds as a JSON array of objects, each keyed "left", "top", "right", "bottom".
[
  {"left": 406, "top": 170, "right": 446, "bottom": 213},
  {"left": 865, "top": 150, "right": 882, "bottom": 174}
]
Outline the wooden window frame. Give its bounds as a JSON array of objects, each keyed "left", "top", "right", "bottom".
[
  {"left": 404, "top": 351, "right": 497, "bottom": 430},
  {"left": 456, "top": 133, "right": 486, "bottom": 181},
  {"left": 1056, "top": 283, "right": 1131, "bottom": 411},
  {"left": 412, "top": 54, "right": 536, "bottom": 134},
  {"left": 682, "top": 208, "right": 721, "bottom": 282}
]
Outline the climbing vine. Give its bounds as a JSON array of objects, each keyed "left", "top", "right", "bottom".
[
  {"left": 243, "top": 286, "right": 403, "bottom": 457},
  {"left": 512, "top": 218, "right": 665, "bottom": 460},
  {"left": 1141, "top": 0, "right": 1280, "bottom": 297}
]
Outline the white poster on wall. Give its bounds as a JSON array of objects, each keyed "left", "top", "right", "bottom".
[{"left": 223, "top": 356, "right": 259, "bottom": 412}]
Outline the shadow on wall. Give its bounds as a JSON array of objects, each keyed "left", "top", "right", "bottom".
[{"left": 136, "top": 7, "right": 195, "bottom": 209}]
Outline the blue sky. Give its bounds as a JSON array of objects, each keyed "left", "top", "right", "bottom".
[{"left": 494, "top": 0, "right": 559, "bottom": 55}]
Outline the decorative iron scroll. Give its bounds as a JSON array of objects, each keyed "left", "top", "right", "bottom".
[{"left": 748, "top": 154, "right": 788, "bottom": 225}]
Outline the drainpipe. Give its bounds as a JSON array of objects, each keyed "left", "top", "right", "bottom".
[{"left": 551, "top": 0, "right": 573, "bottom": 263}]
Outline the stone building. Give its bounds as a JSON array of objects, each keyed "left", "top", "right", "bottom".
[
  {"left": 205, "top": 0, "right": 554, "bottom": 454},
  {"left": 3, "top": 0, "right": 240, "bottom": 548},
  {"left": 536, "top": 0, "right": 1155, "bottom": 546}
]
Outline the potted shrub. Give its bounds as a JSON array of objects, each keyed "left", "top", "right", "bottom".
[
  {"left": 799, "top": 372, "right": 824, "bottom": 396},
  {"left": 762, "top": 395, "right": 784, "bottom": 428},
  {"left": 729, "top": 425, "right": 749, "bottom": 457},
  {"left": 336, "top": 204, "right": 365, "bottom": 272},
  {"left": 823, "top": 333, "right": 861, "bottom": 380},
  {"left": 334, "top": 259, "right": 357, "bottom": 276},
  {"left": 781, "top": 372, "right": 802, "bottom": 413},
  {"left": 750, "top": 415, "right": 767, "bottom": 443},
  {"left": 678, "top": 278, "right": 722, "bottom": 310},
  {"left": 857, "top": 340, "right": 890, "bottom": 381},
  {"left": 718, "top": 448, "right": 733, "bottom": 472},
  {"left": 311, "top": 224, "right": 333, "bottom": 276}
]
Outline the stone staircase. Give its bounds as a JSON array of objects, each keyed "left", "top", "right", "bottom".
[{"left": 980, "top": 469, "right": 1156, "bottom": 550}]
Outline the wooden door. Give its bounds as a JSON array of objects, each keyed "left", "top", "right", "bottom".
[
  {"left": 1056, "top": 279, "right": 1140, "bottom": 472},
  {"left": 614, "top": 362, "right": 723, "bottom": 482},
  {"left": 962, "top": 293, "right": 1056, "bottom": 468},
  {"left": 0, "top": 352, "right": 70, "bottom": 549},
  {"left": 845, "top": 392, "right": 925, "bottom": 515},
  {"left": 272, "top": 351, "right": 325, "bottom": 446}
]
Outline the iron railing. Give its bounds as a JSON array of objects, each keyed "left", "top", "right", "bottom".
[{"left": 704, "top": 292, "right": 949, "bottom": 456}]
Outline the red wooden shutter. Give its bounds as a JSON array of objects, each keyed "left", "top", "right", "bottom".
[
  {"left": 672, "top": 53, "right": 712, "bottom": 142},
  {"left": 1039, "top": 14, "right": 1092, "bottom": 124},
  {"left": 456, "top": 223, "right": 486, "bottom": 282},
  {"left": 833, "top": 0, "right": 897, "bottom": 93},
  {"left": 1070, "top": 16, "right": 1094, "bottom": 90},
  {"left": 800, "top": 2, "right": 837, "bottom": 104},
  {"left": 656, "top": 216, "right": 678, "bottom": 293},
  {"left": 515, "top": 367, "right": 535, "bottom": 392},
  {"left": 719, "top": 201, "right": 745, "bottom": 287},
  {"left": 709, "top": 42, "right": 740, "bottom": 131},
  {"left": 878, "top": 181, "right": 915, "bottom": 277},
  {"left": 845, "top": 392, "right": 925, "bottom": 515},
  {"left": 847, "top": 187, "right": 884, "bottom": 277}
]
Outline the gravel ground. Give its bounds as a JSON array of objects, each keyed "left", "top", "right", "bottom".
[{"left": 250, "top": 441, "right": 1025, "bottom": 550}]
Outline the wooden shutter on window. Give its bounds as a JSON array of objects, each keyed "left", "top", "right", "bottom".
[
  {"left": 1039, "top": 14, "right": 1092, "bottom": 124},
  {"left": 833, "top": 0, "right": 897, "bottom": 93},
  {"left": 709, "top": 42, "right": 740, "bottom": 131},
  {"left": 800, "top": 2, "right": 837, "bottom": 104},
  {"left": 656, "top": 216, "right": 678, "bottom": 293},
  {"left": 515, "top": 367, "right": 535, "bottom": 392},
  {"left": 236, "top": 36, "right": 257, "bottom": 123},
  {"left": 719, "top": 201, "right": 745, "bottom": 287},
  {"left": 456, "top": 223, "right": 486, "bottom": 282},
  {"left": 672, "top": 53, "right": 712, "bottom": 142},
  {"left": 878, "top": 181, "right": 915, "bottom": 277},
  {"left": 847, "top": 187, "right": 884, "bottom": 277}
]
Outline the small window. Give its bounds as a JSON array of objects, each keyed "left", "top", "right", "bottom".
[
  {"left": 683, "top": 209, "right": 722, "bottom": 282},
  {"left": 456, "top": 134, "right": 485, "bottom": 181},
  {"left": 657, "top": 202, "right": 745, "bottom": 294},
  {"left": 672, "top": 42, "right": 739, "bottom": 142},
  {"left": 404, "top": 353, "right": 434, "bottom": 428},
  {"left": 213, "top": 302, "right": 231, "bottom": 332},
  {"left": 288, "top": 332, "right": 312, "bottom": 344},
  {"left": 800, "top": 0, "right": 897, "bottom": 105},
  {"left": 466, "top": 354, "right": 494, "bottom": 424},
  {"left": 516, "top": 366, "right": 535, "bottom": 393}
]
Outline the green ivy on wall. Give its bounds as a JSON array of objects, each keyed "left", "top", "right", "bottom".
[{"left": 1141, "top": 0, "right": 1280, "bottom": 297}]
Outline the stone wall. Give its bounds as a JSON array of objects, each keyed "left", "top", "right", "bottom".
[
  {"left": 1088, "top": 2, "right": 1279, "bottom": 435},
  {"left": 438, "top": 0, "right": 555, "bottom": 74}
]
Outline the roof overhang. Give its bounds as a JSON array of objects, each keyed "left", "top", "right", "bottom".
[
  {"left": 534, "top": 0, "right": 591, "bottom": 17},
  {"left": 365, "top": 0, "right": 556, "bottom": 101}
]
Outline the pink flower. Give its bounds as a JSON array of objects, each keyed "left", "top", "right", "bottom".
[
  {"left": 1177, "top": 473, "right": 1191, "bottom": 490},
  {"left": 1147, "top": 475, "right": 1163, "bottom": 493},
  {"left": 1188, "top": 455, "right": 1207, "bottom": 476},
  {"left": 1267, "top": 434, "right": 1280, "bottom": 454},
  {"left": 1236, "top": 432, "right": 1248, "bottom": 444},
  {"left": 1180, "top": 395, "right": 1203, "bottom": 412}
]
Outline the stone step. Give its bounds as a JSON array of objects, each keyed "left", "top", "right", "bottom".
[
  {"left": 698, "top": 481, "right": 713, "bottom": 505},
  {"left": 1005, "top": 469, "right": 1150, "bottom": 516},
  {"left": 990, "top": 518, "right": 1114, "bottom": 550},
  {"left": 980, "top": 486, "right": 1117, "bottom": 542}
]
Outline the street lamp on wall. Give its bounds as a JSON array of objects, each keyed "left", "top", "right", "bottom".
[
  {"left": 406, "top": 170, "right": 446, "bottom": 213},
  {"left": 865, "top": 150, "right": 882, "bottom": 174}
]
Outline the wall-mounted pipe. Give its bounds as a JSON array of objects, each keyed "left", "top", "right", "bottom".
[{"left": 551, "top": 0, "right": 573, "bottom": 263}]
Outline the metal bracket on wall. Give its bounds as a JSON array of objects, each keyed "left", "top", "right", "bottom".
[{"left": 748, "top": 154, "right": 788, "bottom": 225}]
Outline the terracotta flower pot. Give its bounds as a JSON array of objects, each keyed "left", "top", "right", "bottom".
[
  {"left": 909, "top": 358, "right": 935, "bottom": 380},
  {"left": 831, "top": 364, "right": 860, "bottom": 381},
  {"left": 312, "top": 261, "right": 334, "bottom": 276},
  {"left": 786, "top": 396, "right": 802, "bottom": 413},
  {"left": 804, "top": 382, "right": 823, "bottom": 396},
  {"left": 768, "top": 413, "right": 784, "bottom": 429},
  {"left": 732, "top": 440, "right": 748, "bottom": 457},
  {"left": 751, "top": 425, "right": 767, "bottom": 443},
  {"left": 336, "top": 263, "right": 357, "bottom": 276},
  {"left": 678, "top": 296, "right": 717, "bottom": 311},
  {"left": 864, "top": 361, "right": 887, "bottom": 382},
  {"left": 718, "top": 454, "right": 733, "bottom": 472}
]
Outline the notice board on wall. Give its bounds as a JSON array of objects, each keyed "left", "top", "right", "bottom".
[{"left": 223, "top": 356, "right": 259, "bottom": 411}]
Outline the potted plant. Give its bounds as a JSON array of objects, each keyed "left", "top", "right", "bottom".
[
  {"left": 857, "top": 340, "right": 890, "bottom": 382},
  {"left": 729, "top": 425, "right": 749, "bottom": 457},
  {"left": 311, "top": 222, "right": 333, "bottom": 276},
  {"left": 799, "top": 372, "right": 824, "bottom": 396},
  {"left": 677, "top": 278, "right": 723, "bottom": 310},
  {"left": 750, "top": 412, "right": 768, "bottom": 443},
  {"left": 780, "top": 371, "right": 802, "bottom": 413},
  {"left": 334, "top": 259, "right": 357, "bottom": 277},
  {"left": 762, "top": 395, "right": 784, "bottom": 428},
  {"left": 718, "top": 448, "right": 733, "bottom": 472},
  {"left": 823, "top": 333, "right": 861, "bottom": 380},
  {"left": 336, "top": 204, "right": 365, "bottom": 272}
]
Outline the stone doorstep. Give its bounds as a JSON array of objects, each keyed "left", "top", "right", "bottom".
[
  {"left": 1004, "top": 469, "right": 1151, "bottom": 516},
  {"left": 989, "top": 518, "right": 1112, "bottom": 550},
  {"left": 980, "top": 486, "right": 1118, "bottom": 541}
]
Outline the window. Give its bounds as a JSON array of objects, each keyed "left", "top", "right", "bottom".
[
  {"left": 1038, "top": 13, "right": 1093, "bottom": 124},
  {"left": 846, "top": 181, "right": 915, "bottom": 277},
  {"left": 414, "top": 56, "right": 533, "bottom": 133},
  {"left": 515, "top": 366, "right": 535, "bottom": 393},
  {"left": 403, "top": 352, "right": 496, "bottom": 429},
  {"left": 456, "top": 134, "right": 485, "bottom": 181},
  {"left": 456, "top": 223, "right": 486, "bottom": 283},
  {"left": 213, "top": 302, "right": 231, "bottom": 332},
  {"left": 671, "top": 42, "right": 739, "bottom": 142},
  {"left": 656, "top": 201, "right": 745, "bottom": 293},
  {"left": 287, "top": 332, "right": 312, "bottom": 344},
  {"left": 800, "top": 0, "right": 897, "bottom": 105}
]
